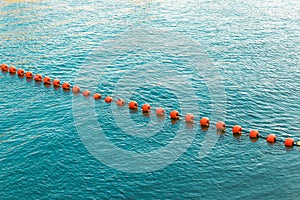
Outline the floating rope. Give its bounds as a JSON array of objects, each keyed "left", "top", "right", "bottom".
[{"left": 1, "top": 63, "right": 299, "bottom": 148}]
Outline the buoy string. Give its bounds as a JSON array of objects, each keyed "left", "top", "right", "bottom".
[{"left": 1, "top": 64, "right": 299, "bottom": 149}]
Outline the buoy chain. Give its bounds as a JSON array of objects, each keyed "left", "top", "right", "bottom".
[{"left": 1, "top": 63, "right": 298, "bottom": 148}]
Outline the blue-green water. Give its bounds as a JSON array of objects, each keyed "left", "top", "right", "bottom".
[{"left": 1, "top": 0, "right": 300, "bottom": 199}]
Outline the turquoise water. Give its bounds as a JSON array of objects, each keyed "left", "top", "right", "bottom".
[{"left": 1, "top": 0, "right": 300, "bottom": 199}]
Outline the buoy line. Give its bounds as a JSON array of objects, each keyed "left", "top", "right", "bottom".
[{"left": 1, "top": 63, "right": 299, "bottom": 148}]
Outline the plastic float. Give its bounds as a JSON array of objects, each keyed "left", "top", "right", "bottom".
[
  {"left": 129, "top": 101, "right": 138, "bottom": 110},
  {"left": 93, "top": 93, "right": 102, "bottom": 100}
]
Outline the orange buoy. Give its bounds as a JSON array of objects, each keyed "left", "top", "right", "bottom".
[
  {"left": 93, "top": 93, "right": 102, "bottom": 100},
  {"left": 284, "top": 138, "right": 294, "bottom": 147},
  {"left": 1, "top": 64, "right": 8, "bottom": 72},
  {"left": 52, "top": 79, "right": 60, "bottom": 87},
  {"left": 43, "top": 76, "right": 51, "bottom": 84},
  {"left": 185, "top": 114, "right": 194, "bottom": 123},
  {"left": 82, "top": 90, "right": 90, "bottom": 96},
  {"left": 129, "top": 101, "right": 138, "bottom": 110},
  {"left": 156, "top": 107, "right": 165, "bottom": 115},
  {"left": 72, "top": 85, "right": 80, "bottom": 93},
  {"left": 200, "top": 117, "right": 210, "bottom": 127},
  {"left": 116, "top": 98, "right": 125, "bottom": 106},
  {"left": 170, "top": 110, "right": 179, "bottom": 120},
  {"left": 34, "top": 74, "right": 42, "bottom": 82},
  {"left": 232, "top": 125, "right": 242, "bottom": 135},
  {"left": 9, "top": 66, "right": 16, "bottom": 74},
  {"left": 266, "top": 134, "right": 276, "bottom": 143},
  {"left": 17, "top": 69, "right": 24, "bottom": 77},
  {"left": 142, "top": 103, "right": 151, "bottom": 112},
  {"left": 216, "top": 121, "right": 226, "bottom": 132},
  {"left": 25, "top": 71, "right": 33, "bottom": 79},
  {"left": 62, "top": 82, "right": 71, "bottom": 90},
  {"left": 249, "top": 130, "right": 259, "bottom": 139},
  {"left": 104, "top": 96, "right": 112, "bottom": 103}
]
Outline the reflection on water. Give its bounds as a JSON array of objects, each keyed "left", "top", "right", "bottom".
[{"left": 4, "top": 0, "right": 39, "bottom": 3}]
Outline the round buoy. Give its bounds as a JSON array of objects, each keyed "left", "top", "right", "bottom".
[
  {"left": 17, "top": 69, "right": 24, "bottom": 77},
  {"left": 129, "top": 101, "right": 138, "bottom": 110},
  {"left": 104, "top": 96, "right": 112, "bottom": 103},
  {"left": 82, "top": 90, "right": 90, "bottom": 96},
  {"left": 156, "top": 107, "right": 165, "bottom": 115},
  {"left": 232, "top": 125, "right": 242, "bottom": 135},
  {"left": 249, "top": 130, "right": 259, "bottom": 139},
  {"left": 116, "top": 98, "right": 125, "bottom": 106},
  {"left": 72, "top": 85, "right": 80, "bottom": 93},
  {"left": 170, "top": 110, "right": 179, "bottom": 120},
  {"left": 284, "top": 138, "right": 294, "bottom": 147},
  {"left": 52, "top": 79, "right": 60, "bottom": 87},
  {"left": 142, "top": 103, "right": 151, "bottom": 113},
  {"left": 25, "top": 72, "right": 33, "bottom": 79},
  {"left": 9, "top": 66, "right": 16, "bottom": 74},
  {"left": 266, "top": 134, "right": 276, "bottom": 143},
  {"left": 93, "top": 93, "right": 102, "bottom": 100},
  {"left": 62, "top": 82, "right": 71, "bottom": 90},
  {"left": 34, "top": 74, "right": 42, "bottom": 82},
  {"left": 200, "top": 117, "right": 210, "bottom": 127},
  {"left": 216, "top": 121, "right": 226, "bottom": 132},
  {"left": 185, "top": 114, "right": 194, "bottom": 123},
  {"left": 1, "top": 64, "right": 8, "bottom": 72},
  {"left": 43, "top": 76, "right": 51, "bottom": 84}
]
